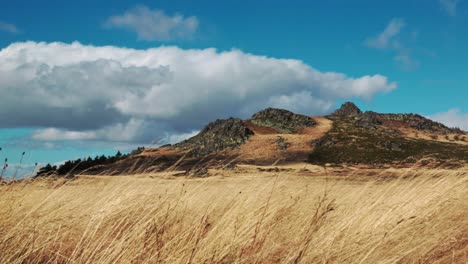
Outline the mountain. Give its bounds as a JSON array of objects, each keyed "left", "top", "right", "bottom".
[{"left": 37, "top": 103, "right": 468, "bottom": 177}]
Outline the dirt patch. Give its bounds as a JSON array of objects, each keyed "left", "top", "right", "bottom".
[
  {"left": 244, "top": 120, "right": 279, "bottom": 134},
  {"left": 231, "top": 116, "right": 333, "bottom": 165}
]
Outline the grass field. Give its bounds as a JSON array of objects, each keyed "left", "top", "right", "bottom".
[{"left": 0, "top": 166, "right": 467, "bottom": 263}]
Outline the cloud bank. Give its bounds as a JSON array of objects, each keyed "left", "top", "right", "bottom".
[
  {"left": 430, "top": 109, "right": 468, "bottom": 131},
  {"left": 104, "top": 6, "right": 198, "bottom": 41},
  {"left": 0, "top": 41, "right": 396, "bottom": 144}
]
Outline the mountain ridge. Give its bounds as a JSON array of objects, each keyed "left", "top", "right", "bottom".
[{"left": 36, "top": 102, "right": 467, "bottom": 177}]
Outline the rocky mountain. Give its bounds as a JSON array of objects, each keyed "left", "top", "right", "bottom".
[
  {"left": 37, "top": 103, "right": 468, "bottom": 177},
  {"left": 313, "top": 103, "right": 467, "bottom": 165},
  {"left": 250, "top": 108, "right": 316, "bottom": 133},
  {"left": 175, "top": 118, "right": 254, "bottom": 157},
  {"left": 330, "top": 102, "right": 362, "bottom": 117}
]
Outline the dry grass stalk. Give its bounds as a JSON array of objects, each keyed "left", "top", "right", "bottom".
[{"left": 0, "top": 167, "right": 466, "bottom": 263}]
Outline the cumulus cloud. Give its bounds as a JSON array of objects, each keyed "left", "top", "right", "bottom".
[
  {"left": 104, "top": 6, "right": 198, "bottom": 41},
  {"left": 439, "top": 0, "right": 459, "bottom": 16},
  {"left": 430, "top": 109, "right": 468, "bottom": 131},
  {"left": 0, "top": 41, "right": 396, "bottom": 144},
  {"left": 0, "top": 21, "right": 20, "bottom": 34}
]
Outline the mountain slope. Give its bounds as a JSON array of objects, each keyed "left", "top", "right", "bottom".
[
  {"left": 310, "top": 105, "right": 467, "bottom": 165},
  {"left": 37, "top": 103, "right": 468, "bottom": 177}
]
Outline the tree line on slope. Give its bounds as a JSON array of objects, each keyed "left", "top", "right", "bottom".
[{"left": 35, "top": 149, "right": 144, "bottom": 177}]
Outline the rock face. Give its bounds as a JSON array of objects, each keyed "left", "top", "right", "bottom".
[
  {"left": 331, "top": 102, "right": 362, "bottom": 117},
  {"left": 177, "top": 118, "right": 254, "bottom": 157},
  {"left": 330, "top": 102, "right": 462, "bottom": 134},
  {"left": 355, "top": 111, "right": 383, "bottom": 129},
  {"left": 251, "top": 108, "right": 316, "bottom": 133},
  {"left": 379, "top": 114, "right": 462, "bottom": 134},
  {"left": 310, "top": 111, "right": 468, "bottom": 165}
]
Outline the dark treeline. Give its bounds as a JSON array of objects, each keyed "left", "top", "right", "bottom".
[{"left": 35, "top": 150, "right": 133, "bottom": 177}]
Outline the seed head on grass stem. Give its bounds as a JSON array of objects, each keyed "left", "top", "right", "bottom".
[{"left": 13, "top": 151, "right": 26, "bottom": 181}]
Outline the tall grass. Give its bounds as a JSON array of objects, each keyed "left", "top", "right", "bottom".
[{"left": 0, "top": 168, "right": 466, "bottom": 263}]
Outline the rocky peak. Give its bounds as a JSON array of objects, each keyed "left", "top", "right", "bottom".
[
  {"left": 331, "top": 102, "right": 362, "bottom": 117},
  {"left": 177, "top": 118, "right": 254, "bottom": 157},
  {"left": 251, "top": 108, "right": 316, "bottom": 133}
]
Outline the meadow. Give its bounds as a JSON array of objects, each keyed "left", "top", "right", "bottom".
[{"left": 0, "top": 166, "right": 466, "bottom": 263}]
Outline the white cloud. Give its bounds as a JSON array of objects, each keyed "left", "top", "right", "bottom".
[
  {"left": 0, "top": 21, "right": 20, "bottom": 34},
  {"left": 394, "top": 54, "right": 419, "bottom": 70},
  {"left": 439, "top": 0, "right": 459, "bottom": 16},
  {"left": 33, "top": 128, "right": 98, "bottom": 141},
  {"left": 32, "top": 119, "right": 147, "bottom": 142},
  {"left": 163, "top": 130, "right": 200, "bottom": 145},
  {"left": 104, "top": 6, "right": 198, "bottom": 41},
  {"left": 365, "top": 18, "right": 419, "bottom": 70},
  {"left": 429, "top": 109, "right": 468, "bottom": 131},
  {"left": 365, "top": 18, "right": 405, "bottom": 49},
  {"left": 0, "top": 41, "right": 396, "bottom": 144}
]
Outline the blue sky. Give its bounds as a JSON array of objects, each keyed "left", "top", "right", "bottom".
[{"left": 0, "top": 0, "right": 467, "bottom": 177}]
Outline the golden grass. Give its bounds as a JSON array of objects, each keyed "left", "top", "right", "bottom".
[
  {"left": 232, "top": 117, "right": 333, "bottom": 163},
  {"left": 0, "top": 168, "right": 467, "bottom": 263}
]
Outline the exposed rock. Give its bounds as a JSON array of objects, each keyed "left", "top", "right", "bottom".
[
  {"left": 379, "top": 114, "right": 462, "bottom": 134},
  {"left": 251, "top": 108, "right": 316, "bottom": 133},
  {"left": 309, "top": 109, "right": 468, "bottom": 165},
  {"left": 177, "top": 118, "right": 254, "bottom": 157},
  {"left": 54, "top": 103, "right": 468, "bottom": 177},
  {"left": 331, "top": 102, "right": 362, "bottom": 117},
  {"left": 383, "top": 141, "right": 403, "bottom": 152},
  {"left": 330, "top": 103, "right": 463, "bottom": 135},
  {"left": 354, "top": 111, "right": 383, "bottom": 129},
  {"left": 275, "top": 136, "right": 290, "bottom": 151}
]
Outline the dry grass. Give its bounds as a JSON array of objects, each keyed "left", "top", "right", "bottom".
[
  {"left": 0, "top": 168, "right": 467, "bottom": 263},
  {"left": 400, "top": 128, "right": 468, "bottom": 146},
  {"left": 234, "top": 117, "right": 333, "bottom": 163}
]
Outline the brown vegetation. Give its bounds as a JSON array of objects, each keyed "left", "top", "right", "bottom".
[{"left": 0, "top": 167, "right": 467, "bottom": 263}]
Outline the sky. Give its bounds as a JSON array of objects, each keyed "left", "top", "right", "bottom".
[{"left": 0, "top": 0, "right": 467, "bottom": 178}]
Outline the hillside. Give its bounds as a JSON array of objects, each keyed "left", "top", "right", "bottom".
[
  {"left": 36, "top": 103, "right": 468, "bottom": 177},
  {"left": 310, "top": 103, "right": 468, "bottom": 165}
]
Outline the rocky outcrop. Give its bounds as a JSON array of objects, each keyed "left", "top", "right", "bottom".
[
  {"left": 310, "top": 112, "right": 468, "bottom": 165},
  {"left": 379, "top": 114, "right": 463, "bottom": 134},
  {"left": 177, "top": 118, "right": 254, "bottom": 157},
  {"left": 275, "top": 136, "right": 290, "bottom": 151},
  {"left": 330, "top": 102, "right": 463, "bottom": 134},
  {"left": 354, "top": 111, "right": 383, "bottom": 130},
  {"left": 251, "top": 108, "right": 316, "bottom": 133},
  {"left": 41, "top": 103, "right": 467, "bottom": 177},
  {"left": 331, "top": 102, "right": 362, "bottom": 117}
]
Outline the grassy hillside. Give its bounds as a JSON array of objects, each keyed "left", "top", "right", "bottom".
[
  {"left": 0, "top": 168, "right": 467, "bottom": 263},
  {"left": 309, "top": 115, "right": 468, "bottom": 165}
]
